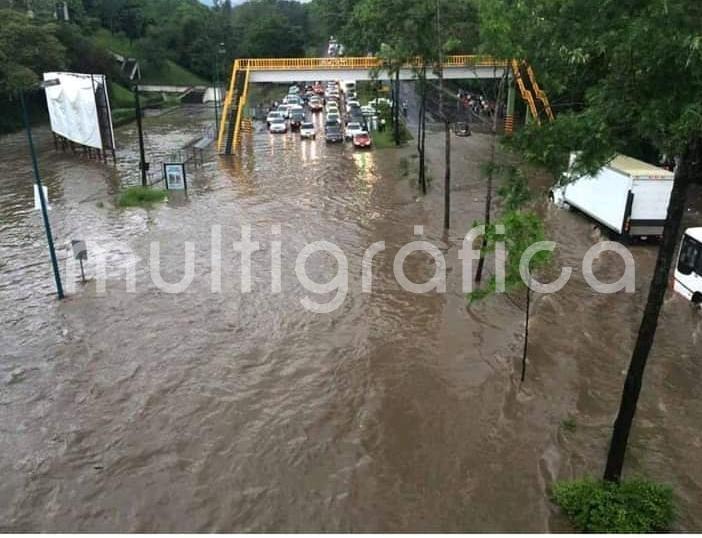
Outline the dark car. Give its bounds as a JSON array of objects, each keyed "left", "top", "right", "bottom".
[
  {"left": 325, "top": 123, "right": 343, "bottom": 143},
  {"left": 290, "top": 111, "right": 306, "bottom": 130},
  {"left": 453, "top": 121, "right": 471, "bottom": 137},
  {"left": 349, "top": 110, "right": 365, "bottom": 126}
]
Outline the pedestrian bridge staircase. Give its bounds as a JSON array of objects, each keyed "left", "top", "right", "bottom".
[
  {"left": 510, "top": 60, "right": 554, "bottom": 125},
  {"left": 217, "top": 59, "right": 251, "bottom": 154}
]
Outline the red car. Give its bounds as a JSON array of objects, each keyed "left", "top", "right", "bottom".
[{"left": 352, "top": 131, "right": 372, "bottom": 149}]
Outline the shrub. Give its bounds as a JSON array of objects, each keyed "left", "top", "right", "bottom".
[
  {"left": 561, "top": 417, "right": 577, "bottom": 432},
  {"left": 551, "top": 477, "right": 675, "bottom": 532},
  {"left": 118, "top": 186, "right": 167, "bottom": 208}
]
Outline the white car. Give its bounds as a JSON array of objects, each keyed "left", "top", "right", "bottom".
[
  {"left": 345, "top": 122, "right": 364, "bottom": 140},
  {"left": 277, "top": 104, "right": 291, "bottom": 118},
  {"left": 266, "top": 111, "right": 283, "bottom": 125},
  {"left": 368, "top": 97, "right": 393, "bottom": 108},
  {"left": 268, "top": 117, "right": 287, "bottom": 133},
  {"left": 283, "top": 94, "right": 301, "bottom": 105},
  {"left": 299, "top": 121, "right": 316, "bottom": 139},
  {"left": 326, "top": 112, "right": 341, "bottom": 124},
  {"left": 360, "top": 105, "right": 376, "bottom": 117},
  {"left": 346, "top": 100, "right": 361, "bottom": 113},
  {"left": 289, "top": 104, "right": 304, "bottom": 116},
  {"left": 325, "top": 103, "right": 339, "bottom": 114}
]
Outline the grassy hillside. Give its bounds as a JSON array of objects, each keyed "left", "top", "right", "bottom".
[{"left": 94, "top": 29, "right": 207, "bottom": 86}]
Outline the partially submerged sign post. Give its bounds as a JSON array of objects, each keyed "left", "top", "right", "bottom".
[
  {"left": 33, "top": 185, "right": 50, "bottom": 210},
  {"left": 71, "top": 240, "right": 87, "bottom": 282},
  {"left": 163, "top": 163, "right": 187, "bottom": 191}
]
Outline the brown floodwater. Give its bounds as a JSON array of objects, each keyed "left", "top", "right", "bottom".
[{"left": 1, "top": 105, "right": 701, "bottom": 531}]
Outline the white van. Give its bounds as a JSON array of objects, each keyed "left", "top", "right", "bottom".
[
  {"left": 342, "top": 80, "right": 356, "bottom": 94},
  {"left": 551, "top": 153, "right": 674, "bottom": 238},
  {"left": 673, "top": 228, "right": 702, "bottom": 304}
]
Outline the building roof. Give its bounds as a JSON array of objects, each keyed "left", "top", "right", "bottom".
[{"left": 609, "top": 154, "right": 674, "bottom": 179}]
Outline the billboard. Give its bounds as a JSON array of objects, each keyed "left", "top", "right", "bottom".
[{"left": 43, "top": 72, "right": 115, "bottom": 151}]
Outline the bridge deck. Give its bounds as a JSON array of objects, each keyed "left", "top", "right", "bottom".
[{"left": 238, "top": 56, "right": 509, "bottom": 83}]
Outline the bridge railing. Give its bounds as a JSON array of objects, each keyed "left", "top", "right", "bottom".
[{"left": 239, "top": 55, "right": 508, "bottom": 71}]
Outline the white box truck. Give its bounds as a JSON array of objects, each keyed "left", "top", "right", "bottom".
[
  {"left": 673, "top": 227, "right": 702, "bottom": 304},
  {"left": 551, "top": 153, "right": 674, "bottom": 238}
]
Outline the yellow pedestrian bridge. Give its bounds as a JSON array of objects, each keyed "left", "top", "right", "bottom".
[{"left": 217, "top": 56, "right": 553, "bottom": 154}]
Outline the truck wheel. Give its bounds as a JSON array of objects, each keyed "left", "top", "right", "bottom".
[{"left": 692, "top": 292, "right": 702, "bottom": 307}]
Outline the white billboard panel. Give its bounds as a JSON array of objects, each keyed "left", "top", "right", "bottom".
[{"left": 43, "top": 72, "right": 114, "bottom": 150}]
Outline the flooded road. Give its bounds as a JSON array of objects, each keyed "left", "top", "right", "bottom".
[{"left": 1, "top": 105, "right": 701, "bottom": 530}]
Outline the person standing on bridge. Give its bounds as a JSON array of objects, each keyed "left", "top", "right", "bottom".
[{"left": 402, "top": 101, "right": 408, "bottom": 119}]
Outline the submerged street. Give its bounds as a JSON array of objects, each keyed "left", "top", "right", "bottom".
[{"left": 1, "top": 104, "right": 701, "bottom": 531}]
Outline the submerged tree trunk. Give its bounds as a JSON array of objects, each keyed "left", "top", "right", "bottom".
[
  {"left": 521, "top": 286, "right": 531, "bottom": 383},
  {"left": 475, "top": 72, "right": 507, "bottom": 282},
  {"left": 603, "top": 137, "right": 700, "bottom": 483},
  {"left": 415, "top": 67, "right": 428, "bottom": 195},
  {"left": 419, "top": 66, "right": 428, "bottom": 195},
  {"left": 443, "top": 120, "right": 451, "bottom": 229},
  {"left": 394, "top": 69, "right": 400, "bottom": 146}
]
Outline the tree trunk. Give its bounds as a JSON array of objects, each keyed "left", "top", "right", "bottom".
[
  {"left": 603, "top": 137, "right": 700, "bottom": 483},
  {"left": 394, "top": 69, "right": 400, "bottom": 146},
  {"left": 475, "top": 72, "right": 507, "bottom": 283},
  {"left": 419, "top": 67, "right": 427, "bottom": 195},
  {"left": 444, "top": 120, "right": 451, "bottom": 229},
  {"left": 521, "top": 286, "right": 531, "bottom": 383}
]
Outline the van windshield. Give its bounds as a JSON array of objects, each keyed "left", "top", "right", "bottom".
[{"left": 677, "top": 235, "right": 702, "bottom": 276}]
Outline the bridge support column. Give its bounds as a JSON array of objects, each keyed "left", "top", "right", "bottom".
[{"left": 505, "top": 77, "right": 516, "bottom": 135}]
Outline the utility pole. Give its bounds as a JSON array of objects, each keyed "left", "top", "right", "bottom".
[
  {"left": 436, "top": 0, "right": 451, "bottom": 230},
  {"left": 133, "top": 84, "right": 147, "bottom": 186},
  {"left": 213, "top": 52, "right": 220, "bottom": 134},
  {"left": 20, "top": 89, "right": 64, "bottom": 300},
  {"left": 213, "top": 43, "right": 226, "bottom": 136}
]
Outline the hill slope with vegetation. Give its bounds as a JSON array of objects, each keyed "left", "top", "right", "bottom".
[{"left": 0, "top": 0, "right": 320, "bottom": 133}]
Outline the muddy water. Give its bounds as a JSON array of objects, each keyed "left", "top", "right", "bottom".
[{"left": 1, "top": 105, "right": 701, "bottom": 531}]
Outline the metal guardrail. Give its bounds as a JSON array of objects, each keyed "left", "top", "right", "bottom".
[
  {"left": 526, "top": 64, "right": 554, "bottom": 121},
  {"left": 511, "top": 59, "right": 540, "bottom": 124},
  {"left": 216, "top": 55, "right": 551, "bottom": 153},
  {"left": 238, "top": 55, "right": 508, "bottom": 71},
  {"left": 231, "top": 67, "right": 251, "bottom": 153}
]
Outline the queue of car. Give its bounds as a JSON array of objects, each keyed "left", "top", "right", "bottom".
[{"left": 265, "top": 79, "right": 373, "bottom": 149}]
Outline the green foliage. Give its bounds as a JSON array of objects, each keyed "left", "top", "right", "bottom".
[
  {"left": 338, "top": 0, "right": 479, "bottom": 60},
  {"left": 489, "top": 165, "right": 531, "bottom": 211},
  {"left": 0, "top": 10, "right": 67, "bottom": 92},
  {"left": 469, "top": 210, "right": 549, "bottom": 302},
  {"left": 480, "top": 0, "right": 702, "bottom": 171},
  {"left": 552, "top": 477, "right": 675, "bottom": 532},
  {"left": 118, "top": 186, "right": 167, "bottom": 207},
  {"left": 109, "top": 82, "right": 134, "bottom": 108},
  {"left": 560, "top": 417, "right": 576, "bottom": 432},
  {"left": 56, "top": 24, "right": 123, "bottom": 83}
]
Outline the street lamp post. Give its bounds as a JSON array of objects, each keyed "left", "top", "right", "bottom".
[
  {"left": 213, "top": 42, "right": 225, "bottom": 135},
  {"left": 133, "top": 84, "right": 148, "bottom": 186},
  {"left": 20, "top": 87, "right": 64, "bottom": 300}
]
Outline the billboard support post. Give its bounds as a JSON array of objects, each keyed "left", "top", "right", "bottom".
[
  {"left": 20, "top": 89, "right": 64, "bottom": 300},
  {"left": 133, "top": 84, "right": 148, "bottom": 187}
]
